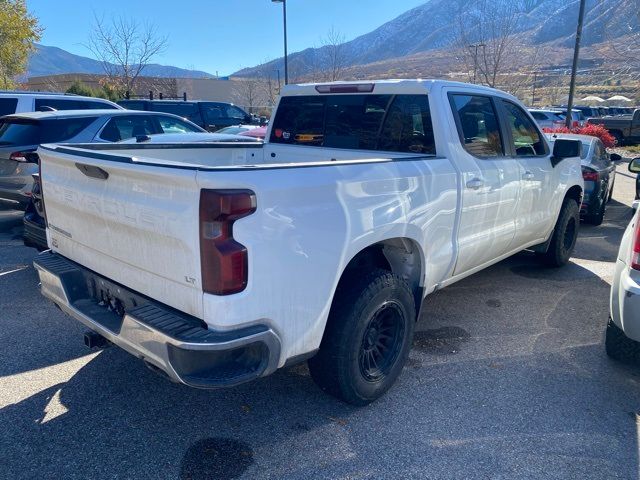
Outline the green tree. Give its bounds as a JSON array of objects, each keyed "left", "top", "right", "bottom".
[
  {"left": 66, "top": 80, "right": 97, "bottom": 97},
  {"left": 0, "top": 0, "right": 41, "bottom": 88}
]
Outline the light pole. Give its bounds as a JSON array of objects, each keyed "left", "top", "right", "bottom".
[
  {"left": 468, "top": 43, "right": 485, "bottom": 84},
  {"left": 272, "top": 0, "right": 288, "bottom": 85},
  {"left": 566, "top": 0, "right": 586, "bottom": 128}
]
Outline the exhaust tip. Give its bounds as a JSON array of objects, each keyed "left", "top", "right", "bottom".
[{"left": 84, "top": 330, "right": 110, "bottom": 349}]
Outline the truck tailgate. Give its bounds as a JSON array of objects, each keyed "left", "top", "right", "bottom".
[{"left": 38, "top": 145, "right": 204, "bottom": 318}]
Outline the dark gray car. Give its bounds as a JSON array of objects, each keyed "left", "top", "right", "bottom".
[{"left": 0, "top": 109, "right": 204, "bottom": 208}]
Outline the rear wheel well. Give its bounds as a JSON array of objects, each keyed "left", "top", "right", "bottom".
[
  {"left": 337, "top": 238, "right": 424, "bottom": 317},
  {"left": 565, "top": 185, "right": 583, "bottom": 207}
]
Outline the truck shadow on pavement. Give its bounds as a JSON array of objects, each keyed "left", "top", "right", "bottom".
[{"left": 1, "top": 204, "right": 640, "bottom": 478}]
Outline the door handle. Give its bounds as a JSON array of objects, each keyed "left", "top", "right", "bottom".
[
  {"left": 523, "top": 171, "right": 535, "bottom": 180},
  {"left": 466, "top": 178, "right": 484, "bottom": 190}
]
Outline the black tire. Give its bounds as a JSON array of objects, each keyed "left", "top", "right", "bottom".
[
  {"left": 308, "top": 269, "right": 416, "bottom": 406},
  {"left": 605, "top": 317, "right": 640, "bottom": 364},
  {"left": 537, "top": 199, "right": 579, "bottom": 267},
  {"left": 585, "top": 198, "right": 606, "bottom": 226},
  {"left": 611, "top": 131, "right": 625, "bottom": 147}
]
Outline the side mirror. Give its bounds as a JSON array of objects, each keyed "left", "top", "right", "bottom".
[
  {"left": 551, "top": 139, "right": 582, "bottom": 167},
  {"left": 629, "top": 157, "right": 640, "bottom": 174},
  {"left": 610, "top": 153, "right": 622, "bottom": 162}
]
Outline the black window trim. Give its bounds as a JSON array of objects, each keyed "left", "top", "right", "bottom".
[
  {"left": 497, "top": 99, "right": 550, "bottom": 158},
  {"left": 447, "top": 91, "right": 508, "bottom": 160}
]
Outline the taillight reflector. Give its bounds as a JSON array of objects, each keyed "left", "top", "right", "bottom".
[
  {"left": 582, "top": 168, "right": 598, "bottom": 182},
  {"left": 315, "top": 83, "right": 375, "bottom": 94},
  {"left": 199, "top": 189, "right": 256, "bottom": 295},
  {"left": 10, "top": 151, "right": 28, "bottom": 162},
  {"left": 631, "top": 219, "right": 640, "bottom": 271}
]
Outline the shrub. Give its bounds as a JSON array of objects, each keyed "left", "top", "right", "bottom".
[{"left": 543, "top": 124, "right": 616, "bottom": 148}]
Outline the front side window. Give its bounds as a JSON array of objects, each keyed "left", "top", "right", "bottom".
[
  {"left": 225, "top": 105, "right": 248, "bottom": 120},
  {"left": 156, "top": 116, "right": 202, "bottom": 134},
  {"left": 502, "top": 101, "right": 546, "bottom": 156},
  {"left": 99, "top": 115, "right": 156, "bottom": 142},
  {"left": 450, "top": 94, "right": 503, "bottom": 158}
]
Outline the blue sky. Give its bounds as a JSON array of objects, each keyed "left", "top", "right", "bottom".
[{"left": 28, "top": 0, "right": 427, "bottom": 76}]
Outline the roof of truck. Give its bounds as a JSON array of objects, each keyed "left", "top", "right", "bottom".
[{"left": 282, "top": 79, "right": 516, "bottom": 98}]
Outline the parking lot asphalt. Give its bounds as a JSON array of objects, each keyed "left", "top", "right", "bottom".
[{"left": 1, "top": 165, "right": 639, "bottom": 480}]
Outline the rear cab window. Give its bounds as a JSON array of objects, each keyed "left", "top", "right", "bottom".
[{"left": 269, "top": 94, "right": 436, "bottom": 155}]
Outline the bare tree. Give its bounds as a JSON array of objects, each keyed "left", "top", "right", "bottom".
[
  {"left": 605, "top": 0, "right": 640, "bottom": 89},
  {"left": 319, "top": 27, "right": 346, "bottom": 81},
  {"left": 453, "top": 0, "right": 526, "bottom": 88},
  {"left": 86, "top": 15, "right": 168, "bottom": 95},
  {"left": 256, "top": 60, "right": 280, "bottom": 106},
  {"left": 233, "top": 78, "right": 263, "bottom": 113}
]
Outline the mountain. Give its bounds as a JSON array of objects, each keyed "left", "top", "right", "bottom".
[
  {"left": 233, "top": 0, "right": 638, "bottom": 78},
  {"left": 26, "top": 44, "right": 214, "bottom": 79}
]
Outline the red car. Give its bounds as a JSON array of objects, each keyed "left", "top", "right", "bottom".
[{"left": 239, "top": 126, "right": 267, "bottom": 140}]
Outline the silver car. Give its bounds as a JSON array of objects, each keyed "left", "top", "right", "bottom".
[
  {"left": 0, "top": 109, "right": 204, "bottom": 208},
  {"left": 528, "top": 109, "right": 566, "bottom": 129},
  {"left": 607, "top": 195, "right": 640, "bottom": 363}
]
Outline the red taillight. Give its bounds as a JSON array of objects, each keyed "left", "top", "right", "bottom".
[
  {"left": 315, "top": 83, "right": 375, "bottom": 94},
  {"left": 582, "top": 168, "right": 598, "bottom": 182},
  {"left": 199, "top": 189, "right": 256, "bottom": 295},
  {"left": 573, "top": 120, "right": 580, "bottom": 128},
  {"left": 35, "top": 155, "right": 47, "bottom": 225},
  {"left": 631, "top": 219, "right": 640, "bottom": 271}
]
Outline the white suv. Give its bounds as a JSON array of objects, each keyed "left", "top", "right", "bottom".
[{"left": 0, "top": 91, "right": 122, "bottom": 116}]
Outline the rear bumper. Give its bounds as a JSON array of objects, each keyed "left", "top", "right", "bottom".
[
  {"left": 33, "top": 251, "right": 281, "bottom": 388},
  {"left": 610, "top": 258, "right": 640, "bottom": 342},
  {"left": 0, "top": 175, "right": 33, "bottom": 208},
  {"left": 23, "top": 212, "right": 47, "bottom": 251}
]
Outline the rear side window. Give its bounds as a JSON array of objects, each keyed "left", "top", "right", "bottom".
[
  {"left": 530, "top": 112, "right": 546, "bottom": 121},
  {"left": 99, "top": 115, "right": 157, "bottom": 142},
  {"left": 118, "top": 101, "right": 146, "bottom": 110},
  {"left": 34, "top": 98, "right": 116, "bottom": 111},
  {"left": 502, "top": 101, "right": 546, "bottom": 156},
  {"left": 0, "top": 98, "right": 18, "bottom": 116},
  {"left": 0, "top": 117, "right": 96, "bottom": 145},
  {"left": 450, "top": 94, "right": 503, "bottom": 157},
  {"left": 270, "top": 94, "right": 435, "bottom": 154},
  {"left": 148, "top": 102, "right": 201, "bottom": 124}
]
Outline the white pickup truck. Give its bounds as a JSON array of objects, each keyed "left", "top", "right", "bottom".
[{"left": 33, "top": 80, "right": 584, "bottom": 405}]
